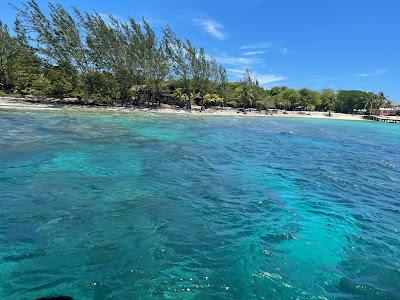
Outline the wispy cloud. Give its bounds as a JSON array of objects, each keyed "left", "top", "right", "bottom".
[
  {"left": 281, "top": 47, "right": 290, "bottom": 54},
  {"left": 243, "top": 50, "right": 266, "bottom": 56},
  {"left": 226, "top": 68, "right": 287, "bottom": 85},
  {"left": 240, "top": 42, "right": 272, "bottom": 50},
  {"left": 193, "top": 18, "right": 226, "bottom": 40},
  {"left": 356, "top": 69, "right": 388, "bottom": 77},
  {"left": 215, "top": 55, "right": 259, "bottom": 66},
  {"left": 226, "top": 68, "right": 247, "bottom": 75},
  {"left": 256, "top": 73, "right": 288, "bottom": 85}
]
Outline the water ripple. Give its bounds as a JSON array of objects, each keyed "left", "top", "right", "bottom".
[{"left": 0, "top": 111, "right": 399, "bottom": 299}]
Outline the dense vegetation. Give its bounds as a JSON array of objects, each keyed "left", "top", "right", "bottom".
[{"left": 0, "top": 0, "right": 395, "bottom": 112}]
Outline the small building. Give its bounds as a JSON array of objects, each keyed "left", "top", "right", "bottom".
[{"left": 370, "top": 107, "right": 400, "bottom": 116}]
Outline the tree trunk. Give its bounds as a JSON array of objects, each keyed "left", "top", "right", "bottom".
[
  {"left": 187, "top": 95, "right": 191, "bottom": 110},
  {"left": 200, "top": 92, "right": 205, "bottom": 111},
  {"left": 151, "top": 90, "right": 156, "bottom": 108}
]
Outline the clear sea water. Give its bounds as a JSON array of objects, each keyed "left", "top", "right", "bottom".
[{"left": 0, "top": 109, "right": 399, "bottom": 299}]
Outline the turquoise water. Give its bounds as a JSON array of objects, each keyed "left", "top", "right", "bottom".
[{"left": 0, "top": 110, "right": 399, "bottom": 299}]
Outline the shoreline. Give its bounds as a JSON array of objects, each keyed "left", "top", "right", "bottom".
[{"left": 0, "top": 96, "right": 369, "bottom": 121}]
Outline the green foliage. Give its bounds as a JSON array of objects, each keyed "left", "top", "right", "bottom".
[
  {"left": 278, "top": 89, "right": 300, "bottom": 110},
  {"left": 31, "top": 75, "right": 52, "bottom": 97},
  {"left": 41, "top": 64, "right": 78, "bottom": 98},
  {"left": 318, "top": 88, "right": 337, "bottom": 111},
  {"left": 203, "top": 93, "right": 223, "bottom": 107},
  {"left": 0, "top": 19, "right": 40, "bottom": 94},
  {"left": 81, "top": 70, "right": 118, "bottom": 102},
  {"left": 2, "top": 0, "right": 227, "bottom": 107},
  {"left": 0, "top": 0, "right": 394, "bottom": 113},
  {"left": 337, "top": 90, "right": 370, "bottom": 113},
  {"left": 298, "top": 88, "right": 319, "bottom": 110},
  {"left": 0, "top": 21, "right": 18, "bottom": 91}
]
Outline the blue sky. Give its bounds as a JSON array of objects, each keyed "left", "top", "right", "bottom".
[{"left": 1, "top": 0, "right": 399, "bottom": 101}]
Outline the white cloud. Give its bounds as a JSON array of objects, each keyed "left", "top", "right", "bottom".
[
  {"left": 240, "top": 42, "right": 272, "bottom": 50},
  {"left": 215, "top": 55, "right": 258, "bottom": 65},
  {"left": 243, "top": 50, "right": 266, "bottom": 56},
  {"left": 226, "top": 68, "right": 249, "bottom": 81},
  {"left": 226, "top": 68, "right": 287, "bottom": 85},
  {"left": 226, "top": 68, "right": 246, "bottom": 75},
  {"left": 256, "top": 73, "right": 287, "bottom": 85},
  {"left": 356, "top": 69, "right": 388, "bottom": 77},
  {"left": 281, "top": 47, "right": 289, "bottom": 54},
  {"left": 193, "top": 18, "right": 226, "bottom": 40}
]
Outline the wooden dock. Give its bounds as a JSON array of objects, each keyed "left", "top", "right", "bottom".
[{"left": 366, "top": 115, "right": 400, "bottom": 123}]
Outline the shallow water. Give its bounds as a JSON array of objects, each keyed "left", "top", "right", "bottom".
[{"left": 0, "top": 110, "right": 399, "bottom": 299}]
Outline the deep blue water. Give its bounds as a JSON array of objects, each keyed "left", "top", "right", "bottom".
[{"left": 0, "top": 109, "right": 399, "bottom": 299}]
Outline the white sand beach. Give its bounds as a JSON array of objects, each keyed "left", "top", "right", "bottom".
[{"left": 0, "top": 97, "right": 368, "bottom": 121}]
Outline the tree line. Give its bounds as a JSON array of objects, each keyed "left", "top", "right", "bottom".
[{"left": 0, "top": 0, "right": 395, "bottom": 113}]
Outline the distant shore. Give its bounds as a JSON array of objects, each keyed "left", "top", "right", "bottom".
[{"left": 0, "top": 96, "right": 369, "bottom": 121}]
